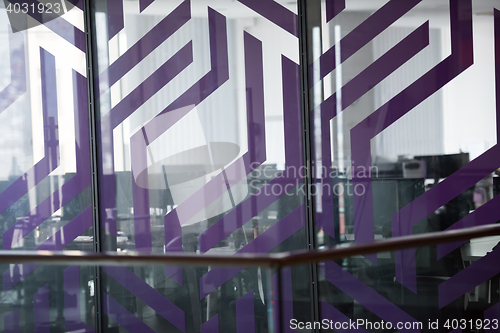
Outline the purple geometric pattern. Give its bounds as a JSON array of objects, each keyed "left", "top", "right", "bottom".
[
  {"left": 391, "top": 2, "right": 499, "bottom": 293},
  {"left": 237, "top": 0, "right": 298, "bottom": 36},
  {"left": 196, "top": 51, "right": 305, "bottom": 306},
  {"left": 199, "top": 204, "right": 305, "bottom": 299},
  {"left": 102, "top": 291, "right": 156, "bottom": 333},
  {"left": 131, "top": 7, "right": 229, "bottom": 254},
  {"left": 97, "top": 0, "right": 191, "bottom": 238},
  {"left": 201, "top": 314, "right": 219, "bottom": 333},
  {"left": 320, "top": 261, "right": 420, "bottom": 332},
  {"left": 103, "top": 266, "right": 185, "bottom": 332},
  {"left": 438, "top": 247, "right": 500, "bottom": 308},
  {"left": 310, "top": 0, "right": 421, "bottom": 85},
  {"left": 199, "top": 54, "right": 303, "bottom": 253},
  {"left": 107, "top": 0, "right": 124, "bottom": 40},
  {"left": 3, "top": 68, "right": 91, "bottom": 251},
  {"left": 1, "top": 68, "right": 91, "bottom": 297},
  {"left": 3, "top": 205, "right": 93, "bottom": 291},
  {"left": 314, "top": 19, "right": 430, "bottom": 240},
  {"left": 353, "top": 0, "right": 473, "bottom": 262},
  {"left": 0, "top": 7, "right": 93, "bottom": 328},
  {"left": 320, "top": 300, "right": 369, "bottom": 333},
  {"left": 97, "top": 1, "right": 306, "bottom": 331},
  {"left": 325, "top": 0, "right": 345, "bottom": 23},
  {"left": 316, "top": 0, "right": 500, "bottom": 326},
  {"left": 437, "top": 193, "right": 500, "bottom": 259},
  {"left": 4, "top": 308, "right": 19, "bottom": 333},
  {"left": 0, "top": 45, "right": 57, "bottom": 218},
  {"left": 236, "top": 290, "right": 255, "bottom": 333}
]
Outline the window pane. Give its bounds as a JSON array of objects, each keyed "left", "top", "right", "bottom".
[
  {"left": 308, "top": 0, "right": 500, "bottom": 324},
  {"left": 0, "top": 1, "right": 95, "bottom": 331},
  {"left": 92, "top": 0, "right": 311, "bottom": 331},
  {"left": 318, "top": 237, "right": 500, "bottom": 331}
]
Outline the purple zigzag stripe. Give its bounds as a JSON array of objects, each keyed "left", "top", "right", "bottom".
[
  {"left": 310, "top": 0, "right": 421, "bottom": 85},
  {"left": 4, "top": 308, "right": 19, "bottom": 333},
  {"left": 341, "top": 22, "right": 429, "bottom": 108},
  {"left": 199, "top": 178, "right": 297, "bottom": 252},
  {"left": 3, "top": 70, "right": 91, "bottom": 250},
  {"left": 392, "top": 147, "right": 500, "bottom": 291},
  {"left": 325, "top": 0, "right": 345, "bottom": 23},
  {"left": 0, "top": 46, "right": 59, "bottom": 217},
  {"left": 8, "top": 0, "right": 86, "bottom": 51},
  {"left": 64, "top": 266, "right": 95, "bottom": 332},
  {"left": 128, "top": 7, "right": 228, "bottom": 259},
  {"left": 140, "top": 0, "right": 154, "bottom": 12},
  {"left": 37, "top": 205, "right": 93, "bottom": 251},
  {"left": 107, "top": 0, "right": 124, "bottom": 40},
  {"left": 34, "top": 284, "right": 49, "bottom": 333},
  {"left": 274, "top": 268, "right": 294, "bottom": 333},
  {"left": 199, "top": 204, "right": 305, "bottom": 300},
  {"left": 321, "top": 261, "right": 419, "bottom": 333},
  {"left": 313, "top": 21, "right": 429, "bottom": 238},
  {"left": 102, "top": 291, "right": 155, "bottom": 333},
  {"left": 393, "top": 2, "right": 499, "bottom": 292},
  {"left": 320, "top": 300, "right": 369, "bottom": 333},
  {"left": 349, "top": 0, "right": 473, "bottom": 269},
  {"left": 199, "top": 54, "right": 302, "bottom": 252},
  {"left": 103, "top": 266, "right": 185, "bottom": 332},
  {"left": 437, "top": 194, "right": 500, "bottom": 259},
  {"left": 2, "top": 47, "right": 62, "bottom": 249},
  {"left": 3, "top": 205, "right": 93, "bottom": 291},
  {"left": 42, "top": 14, "right": 85, "bottom": 52},
  {"left": 438, "top": 247, "right": 500, "bottom": 308},
  {"left": 100, "top": 0, "right": 191, "bottom": 92},
  {"left": 0, "top": 29, "right": 26, "bottom": 115},
  {"left": 130, "top": 7, "right": 228, "bottom": 253},
  {"left": 109, "top": 42, "right": 193, "bottom": 129},
  {"left": 236, "top": 290, "right": 255, "bottom": 333},
  {"left": 484, "top": 301, "right": 500, "bottom": 330},
  {"left": 201, "top": 314, "right": 219, "bottom": 333},
  {"left": 237, "top": 0, "right": 297, "bottom": 37}
]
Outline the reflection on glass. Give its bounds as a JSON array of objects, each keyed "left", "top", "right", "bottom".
[
  {"left": 319, "top": 239, "right": 500, "bottom": 332},
  {"left": 93, "top": 0, "right": 310, "bottom": 331},
  {"left": 311, "top": 0, "right": 499, "bottom": 249}
]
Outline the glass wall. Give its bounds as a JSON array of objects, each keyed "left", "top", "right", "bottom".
[
  {"left": 0, "top": 0, "right": 499, "bottom": 331},
  {"left": 307, "top": 0, "right": 500, "bottom": 329},
  {"left": 0, "top": 0, "right": 96, "bottom": 330},
  {"left": 91, "top": 0, "right": 311, "bottom": 331}
]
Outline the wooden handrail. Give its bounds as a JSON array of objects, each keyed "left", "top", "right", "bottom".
[{"left": 0, "top": 224, "right": 498, "bottom": 268}]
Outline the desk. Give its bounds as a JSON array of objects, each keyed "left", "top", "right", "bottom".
[
  {"left": 460, "top": 236, "right": 500, "bottom": 261},
  {"left": 460, "top": 236, "right": 500, "bottom": 304}
]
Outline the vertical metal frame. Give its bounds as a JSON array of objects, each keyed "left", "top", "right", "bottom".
[
  {"left": 82, "top": 0, "right": 103, "bottom": 331},
  {"left": 297, "top": 0, "right": 322, "bottom": 331}
]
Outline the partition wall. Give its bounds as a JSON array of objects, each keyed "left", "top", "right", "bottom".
[{"left": 0, "top": 0, "right": 499, "bottom": 331}]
